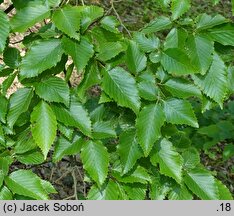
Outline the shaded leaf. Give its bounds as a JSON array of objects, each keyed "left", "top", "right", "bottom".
[
  {"left": 7, "top": 88, "right": 33, "bottom": 128},
  {"left": 126, "top": 41, "right": 147, "bottom": 74},
  {"left": 81, "top": 141, "right": 109, "bottom": 187},
  {"left": 118, "top": 129, "right": 142, "bottom": 174},
  {"left": 31, "top": 101, "right": 57, "bottom": 159}
]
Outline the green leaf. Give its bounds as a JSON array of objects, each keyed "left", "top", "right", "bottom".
[
  {"left": 102, "top": 67, "right": 140, "bottom": 113},
  {"left": 100, "top": 16, "right": 119, "bottom": 33},
  {"left": 0, "top": 124, "right": 5, "bottom": 145},
  {"left": 93, "top": 121, "right": 116, "bottom": 139},
  {"left": 62, "top": 36, "right": 94, "bottom": 72},
  {"left": 163, "top": 98, "right": 198, "bottom": 128},
  {"left": 20, "top": 39, "right": 64, "bottom": 78},
  {"left": 3, "top": 47, "right": 22, "bottom": 69},
  {"left": 0, "top": 95, "right": 8, "bottom": 123},
  {"left": 0, "top": 186, "right": 13, "bottom": 200},
  {"left": 113, "top": 166, "right": 151, "bottom": 184},
  {"left": 171, "top": 0, "right": 190, "bottom": 20},
  {"left": 196, "top": 13, "right": 227, "bottom": 30},
  {"left": 133, "top": 32, "right": 160, "bottom": 53},
  {"left": 53, "top": 134, "right": 84, "bottom": 162},
  {"left": 0, "top": 157, "right": 12, "bottom": 175},
  {"left": 51, "top": 97, "right": 92, "bottom": 137},
  {"left": 150, "top": 176, "right": 171, "bottom": 200},
  {"left": 80, "top": 5, "right": 104, "bottom": 33},
  {"left": 16, "top": 151, "right": 44, "bottom": 165},
  {"left": 192, "top": 53, "right": 227, "bottom": 106},
  {"left": 58, "top": 124, "right": 74, "bottom": 141},
  {"left": 136, "top": 104, "right": 165, "bottom": 156},
  {"left": 142, "top": 16, "right": 172, "bottom": 34},
  {"left": 1, "top": 72, "right": 17, "bottom": 96},
  {"left": 216, "top": 180, "right": 233, "bottom": 200},
  {"left": 124, "top": 184, "right": 147, "bottom": 200},
  {"left": 126, "top": 41, "right": 147, "bottom": 74},
  {"left": 168, "top": 184, "right": 193, "bottom": 200},
  {"left": 97, "top": 42, "right": 124, "bottom": 62},
  {"left": 31, "top": 101, "right": 57, "bottom": 159},
  {"left": 5, "top": 170, "right": 49, "bottom": 200},
  {"left": 161, "top": 48, "right": 196, "bottom": 75},
  {"left": 223, "top": 144, "right": 234, "bottom": 161},
  {"left": 164, "top": 28, "right": 188, "bottom": 50},
  {"left": 164, "top": 78, "right": 202, "bottom": 99},
  {"left": 39, "top": 179, "right": 57, "bottom": 194},
  {"left": 186, "top": 35, "right": 214, "bottom": 74},
  {"left": 118, "top": 130, "right": 142, "bottom": 174},
  {"left": 34, "top": 77, "right": 70, "bottom": 107},
  {"left": 77, "top": 60, "right": 100, "bottom": 99},
  {"left": 10, "top": 2, "right": 50, "bottom": 32},
  {"left": 208, "top": 24, "right": 234, "bottom": 46},
  {"left": 184, "top": 168, "right": 219, "bottom": 200},
  {"left": 52, "top": 5, "right": 81, "bottom": 40},
  {"left": 14, "top": 128, "right": 37, "bottom": 154},
  {"left": 88, "top": 180, "right": 119, "bottom": 200},
  {"left": 7, "top": 88, "right": 33, "bottom": 128},
  {"left": 81, "top": 141, "right": 109, "bottom": 187},
  {"left": 151, "top": 139, "right": 183, "bottom": 184},
  {"left": 138, "top": 81, "right": 158, "bottom": 101},
  {"left": 0, "top": 10, "right": 10, "bottom": 53},
  {"left": 182, "top": 148, "right": 200, "bottom": 169}
]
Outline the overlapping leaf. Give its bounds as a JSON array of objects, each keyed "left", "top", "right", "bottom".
[
  {"left": 102, "top": 67, "right": 140, "bottom": 113},
  {"left": 171, "top": 0, "right": 191, "bottom": 20},
  {"left": 51, "top": 97, "right": 92, "bottom": 137},
  {"left": 151, "top": 139, "right": 183, "bottom": 183},
  {"left": 126, "top": 41, "right": 147, "bottom": 74},
  {"left": 34, "top": 77, "right": 70, "bottom": 107},
  {"left": 81, "top": 141, "right": 109, "bottom": 187},
  {"left": 62, "top": 36, "right": 94, "bottom": 72},
  {"left": 5, "top": 170, "right": 49, "bottom": 200},
  {"left": 161, "top": 48, "right": 197, "bottom": 75},
  {"left": 53, "top": 5, "right": 81, "bottom": 40},
  {"left": 20, "top": 39, "right": 64, "bottom": 78},
  {"left": 192, "top": 53, "right": 227, "bottom": 106},
  {"left": 142, "top": 16, "right": 172, "bottom": 34},
  {"left": 136, "top": 104, "right": 165, "bottom": 156},
  {"left": 118, "top": 130, "right": 142, "bottom": 174},
  {"left": 163, "top": 98, "right": 199, "bottom": 128},
  {"left": 186, "top": 35, "right": 214, "bottom": 74},
  {"left": 184, "top": 168, "right": 219, "bottom": 200},
  {"left": 164, "top": 78, "right": 202, "bottom": 99},
  {"left": 7, "top": 88, "right": 33, "bottom": 128},
  {"left": 10, "top": 2, "right": 50, "bottom": 32},
  {"left": 0, "top": 10, "right": 10, "bottom": 53},
  {"left": 31, "top": 101, "right": 57, "bottom": 159}
]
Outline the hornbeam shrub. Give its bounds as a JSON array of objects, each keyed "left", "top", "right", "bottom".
[{"left": 0, "top": 0, "right": 233, "bottom": 200}]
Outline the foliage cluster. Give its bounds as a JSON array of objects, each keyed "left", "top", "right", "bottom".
[{"left": 0, "top": 0, "right": 233, "bottom": 199}]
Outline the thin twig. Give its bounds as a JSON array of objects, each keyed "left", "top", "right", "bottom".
[
  {"left": 72, "top": 169, "right": 79, "bottom": 200},
  {"left": 49, "top": 167, "right": 55, "bottom": 182},
  {"left": 110, "top": 0, "right": 132, "bottom": 37},
  {"left": 54, "top": 169, "right": 71, "bottom": 183},
  {"left": 76, "top": 166, "right": 86, "bottom": 197}
]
